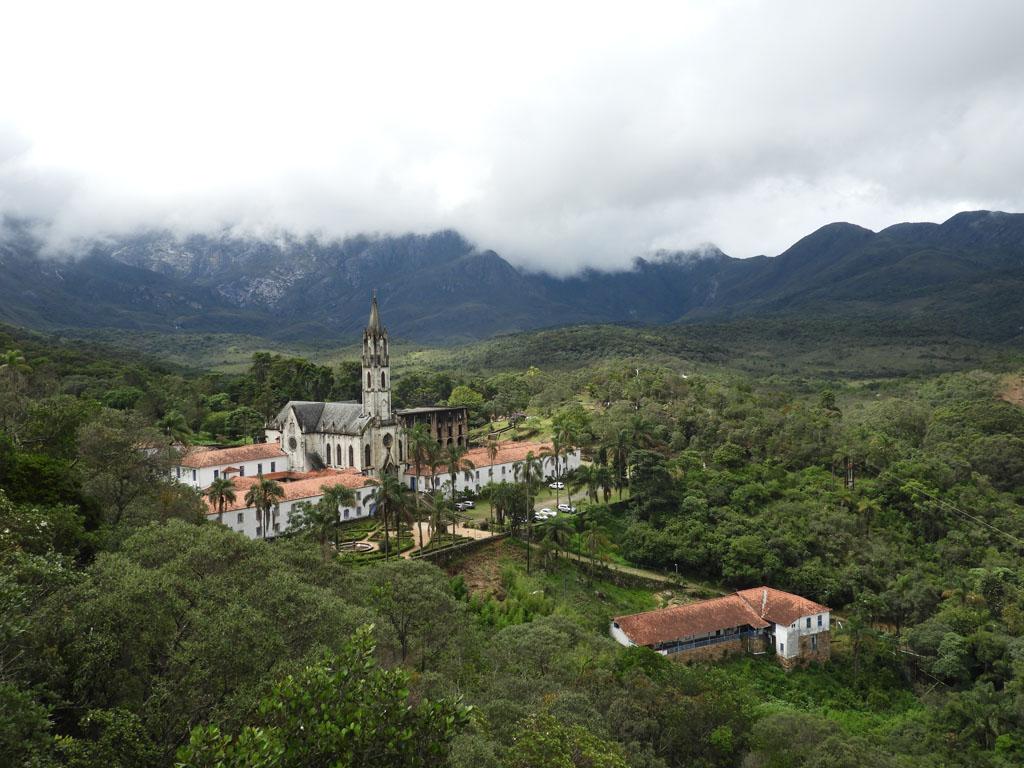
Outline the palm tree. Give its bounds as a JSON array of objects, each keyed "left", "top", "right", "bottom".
[
  {"left": 319, "top": 483, "right": 357, "bottom": 554},
  {"left": 542, "top": 435, "right": 564, "bottom": 506},
  {"left": 205, "top": 476, "right": 236, "bottom": 523},
  {"left": 288, "top": 499, "right": 339, "bottom": 562},
  {"left": 0, "top": 349, "right": 30, "bottom": 377},
  {"left": 582, "top": 517, "right": 613, "bottom": 582},
  {"left": 443, "top": 443, "right": 475, "bottom": 505},
  {"left": 596, "top": 463, "right": 613, "bottom": 503},
  {"left": 611, "top": 429, "right": 630, "bottom": 499},
  {"left": 372, "top": 473, "right": 409, "bottom": 560},
  {"left": 406, "top": 423, "right": 436, "bottom": 550},
  {"left": 244, "top": 477, "right": 285, "bottom": 539},
  {"left": 553, "top": 422, "right": 577, "bottom": 506},
  {"left": 514, "top": 451, "right": 544, "bottom": 574},
  {"left": 570, "top": 463, "right": 602, "bottom": 504},
  {"left": 545, "top": 514, "right": 574, "bottom": 559},
  {"left": 158, "top": 410, "right": 192, "bottom": 444}
]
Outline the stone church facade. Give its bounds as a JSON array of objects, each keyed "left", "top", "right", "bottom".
[{"left": 264, "top": 294, "right": 403, "bottom": 476}]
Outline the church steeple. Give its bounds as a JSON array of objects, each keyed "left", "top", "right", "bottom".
[
  {"left": 361, "top": 291, "right": 391, "bottom": 420},
  {"left": 367, "top": 290, "right": 381, "bottom": 334}
]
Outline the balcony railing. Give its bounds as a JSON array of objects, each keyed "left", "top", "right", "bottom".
[{"left": 658, "top": 628, "right": 766, "bottom": 655}]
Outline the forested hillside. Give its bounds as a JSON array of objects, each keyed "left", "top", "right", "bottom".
[{"left": 3, "top": 325, "right": 1024, "bottom": 767}]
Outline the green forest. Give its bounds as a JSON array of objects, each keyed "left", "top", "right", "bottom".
[{"left": 3, "top": 320, "right": 1024, "bottom": 767}]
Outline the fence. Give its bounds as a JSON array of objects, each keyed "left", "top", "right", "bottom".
[
  {"left": 410, "top": 532, "right": 509, "bottom": 562},
  {"left": 659, "top": 628, "right": 766, "bottom": 655}
]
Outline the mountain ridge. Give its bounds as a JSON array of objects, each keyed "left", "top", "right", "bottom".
[{"left": 2, "top": 211, "right": 1023, "bottom": 344}]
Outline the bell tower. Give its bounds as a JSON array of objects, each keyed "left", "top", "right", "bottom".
[{"left": 361, "top": 291, "right": 392, "bottom": 421}]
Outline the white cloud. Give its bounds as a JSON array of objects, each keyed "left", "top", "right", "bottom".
[{"left": 1, "top": 0, "right": 1022, "bottom": 272}]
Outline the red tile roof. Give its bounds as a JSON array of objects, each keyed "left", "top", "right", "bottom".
[
  {"left": 614, "top": 595, "right": 769, "bottom": 646},
  {"left": 204, "top": 469, "right": 376, "bottom": 515},
  {"left": 736, "top": 587, "right": 830, "bottom": 626},
  {"left": 181, "top": 443, "right": 286, "bottom": 469},
  {"left": 407, "top": 440, "right": 554, "bottom": 476},
  {"left": 613, "top": 586, "right": 829, "bottom": 647}
]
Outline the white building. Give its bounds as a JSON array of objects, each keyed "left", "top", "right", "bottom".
[
  {"left": 404, "top": 440, "right": 582, "bottom": 495},
  {"left": 205, "top": 469, "right": 377, "bottom": 539},
  {"left": 611, "top": 586, "right": 831, "bottom": 667},
  {"left": 175, "top": 443, "right": 287, "bottom": 489}
]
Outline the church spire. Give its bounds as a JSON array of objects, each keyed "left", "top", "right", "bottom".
[{"left": 367, "top": 290, "right": 381, "bottom": 335}]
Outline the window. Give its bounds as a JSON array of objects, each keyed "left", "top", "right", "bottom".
[
  {"left": 256, "top": 527, "right": 262, "bottom": 537},
  {"left": 779, "top": 643, "right": 784, "bottom": 653},
  {"left": 213, "top": 469, "right": 219, "bottom": 479},
  {"left": 239, "top": 466, "right": 245, "bottom": 477},
  {"left": 356, "top": 491, "right": 361, "bottom": 501},
  {"left": 237, "top": 512, "right": 243, "bottom": 524},
  {"left": 176, "top": 467, "right": 181, "bottom": 478},
  {"left": 257, "top": 463, "right": 263, "bottom": 475},
  {"left": 343, "top": 509, "right": 349, "bottom": 519},
  {"left": 817, "top": 614, "right": 823, "bottom": 627},
  {"left": 806, "top": 617, "right": 811, "bottom": 629},
  {"left": 271, "top": 461, "right": 276, "bottom": 472},
  {"left": 364, "top": 444, "right": 371, "bottom": 468},
  {"left": 367, "top": 371, "right": 371, "bottom": 387},
  {"left": 349, "top": 446, "right": 354, "bottom": 466},
  {"left": 811, "top": 635, "right": 817, "bottom": 650},
  {"left": 192, "top": 469, "right": 197, "bottom": 481},
  {"left": 381, "top": 371, "right": 386, "bottom": 388},
  {"left": 326, "top": 445, "right": 332, "bottom": 464}
]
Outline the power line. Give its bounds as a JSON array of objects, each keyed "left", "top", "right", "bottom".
[{"left": 858, "top": 457, "right": 1024, "bottom": 549}]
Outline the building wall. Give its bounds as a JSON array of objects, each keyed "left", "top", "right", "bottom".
[
  {"left": 610, "top": 622, "right": 634, "bottom": 647},
  {"left": 174, "top": 458, "right": 283, "bottom": 490},
  {"left": 772, "top": 611, "right": 831, "bottom": 660},
  {"left": 215, "top": 486, "right": 377, "bottom": 540},
  {"left": 406, "top": 450, "right": 582, "bottom": 494}
]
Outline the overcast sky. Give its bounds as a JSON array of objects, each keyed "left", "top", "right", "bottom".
[{"left": 2, "top": 1, "right": 1023, "bottom": 273}]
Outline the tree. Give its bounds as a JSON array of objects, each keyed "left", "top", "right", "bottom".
[
  {"left": 204, "top": 477, "right": 236, "bottom": 524},
  {"left": 443, "top": 443, "right": 475, "bottom": 506},
  {"left": 373, "top": 473, "right": 410, "bottom": 560},
  {"left": 176, "top": 625, "right": 470, "bottom": 768},
  {"left": 367, "top": 560, "right": 458, "bottom": 664},
  {"left": 244, "top": 478, "right": 285, "bottom": 539},
  {"left": 407, "top": 424, "right": 438, "bottom": 550},
  {"left": 157, "top": 411, "right": 192, "bottom": 444},
  {"left": 77, "top": 409, "right": 177, "bottom": 528},
  {"left": 506, "top": 713, "right": 627, "bottom": 768},
  {"left": 287, "top": 484, "right": 355, "bottom": 561},
  {"left": 514, "top": 451, "right": 543, "bottom": 574}
]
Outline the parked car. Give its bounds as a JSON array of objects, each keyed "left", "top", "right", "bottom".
[
  {"left": 455, "top": 501, "right": 471, "bottom": 511},
  {"left": 548, "top": 481, "right": 565, "bottom": 490},
  {"left": 535, "top": 508, "right": 555, "bottom": 520},
  {"left": 461, "top": 500, "right": 475, "bottom": 509},
  {"left": 557, "top": 503, "right": 576, "bottom": 513}
]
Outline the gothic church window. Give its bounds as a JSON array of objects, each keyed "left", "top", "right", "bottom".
[
  {"left": 364, "top": 444, "right": 371, "bottom": 468},
  {"left": 349, "top": 446, "right": 354, "bottom": 466},
  {"left": 326, "top": 445, "right": 332, "bottom": 464},
  {"left": 381, "top": 372, "right": 386, "bottom": 388}
]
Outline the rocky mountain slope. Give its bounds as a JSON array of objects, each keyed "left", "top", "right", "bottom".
[{"left": 1, "top": 211, "right": 1022, "bottom": 343}]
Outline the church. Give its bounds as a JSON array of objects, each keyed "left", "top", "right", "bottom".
[{"left": 264, "top": 294, "right": 404, "bottom": 475}]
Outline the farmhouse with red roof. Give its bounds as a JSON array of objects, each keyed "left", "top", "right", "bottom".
[{"left": 611, "top": 587, "right": 831, "bottom": 667}]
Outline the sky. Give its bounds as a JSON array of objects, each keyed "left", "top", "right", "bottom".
[{"left": 1, "top": 0, "right": 1023, "bottom": 273}]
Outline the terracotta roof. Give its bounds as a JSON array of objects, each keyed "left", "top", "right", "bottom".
[
  {"left": 407, "top": 440, "right": 555, "bottom": 476},
  {"left": 613, "top": 595, "right": 769, "bottom": 646},
  {"left": 204, "top": 469, "right": 376, "bottom": 515},
  {"left": 181, "top": 443, "right": 286, "bottom": 469},
  {"left": 736, "top": 587, "right": 830, "bottom": 626}
]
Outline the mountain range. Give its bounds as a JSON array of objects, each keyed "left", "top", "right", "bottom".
[{"left": 1, "top": 210, "right": 1023, "bottom": 344}]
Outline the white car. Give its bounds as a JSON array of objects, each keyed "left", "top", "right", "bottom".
[
  {"left": 535, "top": 508, "right": 556, "bottom": 520},
  {"left": 557, "top": 503, "right": 576, "bottom": 513},
  {"left": 459, "top": 500, "right": 475, "bottom": 509},
  {"left": 548, "top": 481, "right": 565, "bottom": 490}
]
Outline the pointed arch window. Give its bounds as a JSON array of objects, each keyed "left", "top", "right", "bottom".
[
  {"left": 349, "top": 445, "right": 354, "bottom": 467},
  {"left": 367, "top": 371, "right": 371, "bottom": 388},
  {"left": 326, "top": 444, "right": 332, "bottom": 464},
  {"left": 381, "top": 371, "right": 386, "bottom": 388},
  {"left": 364, "top": 444, "right": 371, "bottom": 469}
]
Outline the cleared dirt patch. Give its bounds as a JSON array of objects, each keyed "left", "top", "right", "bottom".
[
  {"left": 444, "top": 538, "right": 525, "bottom": 600},
  {"left": 1000, "top": 373, "right": 1024, "bottom": 406}
]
